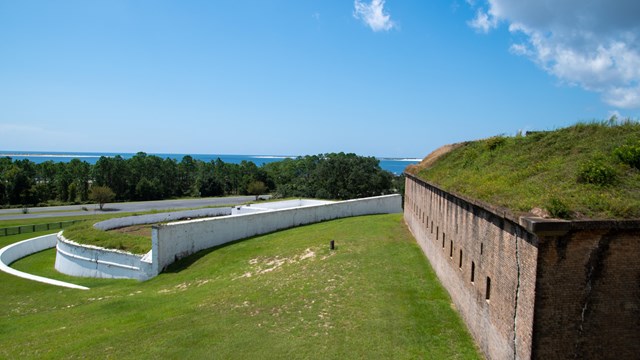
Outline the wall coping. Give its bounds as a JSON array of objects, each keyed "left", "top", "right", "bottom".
[{"left": 405, "top": 172, "right": 640, "bottom": 236}]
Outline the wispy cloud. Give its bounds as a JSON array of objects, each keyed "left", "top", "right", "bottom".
[
  {"left": 354, "top": 0, "right": 395, "bottom": 32},
  {"left": 468, "top": 0, "right": 640, "bottom": 108},
  {"left": 468, "top": 9, "right": 497, "bottom": 33}
]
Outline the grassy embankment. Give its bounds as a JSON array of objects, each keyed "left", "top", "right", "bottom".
[
  {"left": 409, "top": 121, "right": 640, "bottom": 219},
  {"left": 0, "top": 214, "right": 480, "bottom": 359}
]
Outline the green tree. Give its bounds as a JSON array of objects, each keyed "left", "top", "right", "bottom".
[
  {"left": 67, "top": 182, "right": 78, "bottom": 202},
  {"left": 93, "top": 155, "right": 129, "bottom": 200},
  {"left": 135, "top": 177, "right": 162, "bottom": 200},
  {"left": 68, "top": 159, "right": 91, "bottom": 201},
  {"left": 89, "top": 185, "right": 116, "bottom": 210},
  {"left": 178, "top": 155, "right": 198, "bottom": 196},
  {"left": 247, "top": 180, "right": 267, "bottom": 200}
]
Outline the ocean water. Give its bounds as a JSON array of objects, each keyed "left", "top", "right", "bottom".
[{"left": 0, "top": 151, "right": 420, "bottom": 175}]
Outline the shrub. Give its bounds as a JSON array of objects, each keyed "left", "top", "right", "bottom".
[
  {"left": 547, "top": 198, "right": 571, "bottom": 219},
  {"left": 485, "top": 136, "right": 506, "bottom": 151},
  {"left": 614, "top": 142, "right": 640, "bottom": 169},
  {"left": 577, "top": 159, "right": 617, "bottom": 186}
]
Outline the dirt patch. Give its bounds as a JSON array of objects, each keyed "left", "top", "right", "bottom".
[
  {"left": 405, "top": 142, "right": 467, "bottom": 174},
  {"left": 109, "top": 225, "right": 153, "bottom": 238}
]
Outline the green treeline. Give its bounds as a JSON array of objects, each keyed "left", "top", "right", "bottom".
[{"left": 0, "top": 152, "right": 402, "bottom": 207}]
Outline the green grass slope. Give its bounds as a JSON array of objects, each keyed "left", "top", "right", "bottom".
[
  {"left": 412, "top": 121, "right": 640, "bottom": 219},
  {"left": 0, "top": 215, "right": 480, "bottom": 359}
]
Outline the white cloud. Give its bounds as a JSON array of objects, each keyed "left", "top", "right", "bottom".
[
  {"left": 468, "top": 9, "right": 497, "bottom": 33},
  {"left": 354, "top": 0, "right": 395, "bottom": 32},
  {"left": 469, "top": 0, "right": 640, "bottom": 108}
]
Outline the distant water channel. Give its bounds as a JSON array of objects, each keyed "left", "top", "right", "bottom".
[{"left": 0, "top": 151, "right": 420, "bottom": 175}]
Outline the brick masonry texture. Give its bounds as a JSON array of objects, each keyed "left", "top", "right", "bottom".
[{"left": 404, "top": 173, "right": 640, "bottom": 360}]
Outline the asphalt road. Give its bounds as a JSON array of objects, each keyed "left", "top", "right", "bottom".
[{"left": 0, "top": 196, "right": 267, "bottom": 221}]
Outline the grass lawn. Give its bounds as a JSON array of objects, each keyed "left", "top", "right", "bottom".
[{"left": 0, "top": 214, "right": 480, "bottom": 359}]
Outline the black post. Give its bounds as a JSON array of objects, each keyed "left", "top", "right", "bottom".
[{"left": 330, "top": 240, "right": 335, "bottom": 250}]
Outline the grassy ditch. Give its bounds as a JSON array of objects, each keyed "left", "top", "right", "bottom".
[
  {"left": 0, "top": 214, "right": 480, "bottom": 359},
  {"left": 412, "top": 121, "right": 640, "bottom": 219}
]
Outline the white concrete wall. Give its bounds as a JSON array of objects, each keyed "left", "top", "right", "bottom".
[
  {"left": 153, "top": 195, "right": 402, "bottom": 271},
  {"left": 55, "top": 233, "right": 155, "bottom": 281},
  {"left": 231, "top": 199, "right": 332, "bottom": 215},
  {"left": 94, "top": 207, "right": 232, "bottom": 231},
  {"left": 0, "top": 233, "right": 89, "bottom": 290}
]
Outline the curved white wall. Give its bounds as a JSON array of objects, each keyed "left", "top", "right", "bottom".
[
  {"left": 153, "top": 195, "right": 402, "bottom": 272},
  {"left": 56, "top": 207, "right": 232, "bottom": 280},
  {"left": 94, "top": 207, "right": 232, "bottom": 230},
  {"left": 55, "top": 233, "right": 155, "bottom": 281},
  {"left": 0, "top": 233, "right": 89, "bottom": 290},
  {"left": 55, "top": 195, "right": 403, "bottom": 281}
]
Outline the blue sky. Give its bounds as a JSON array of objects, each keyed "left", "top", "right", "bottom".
[{"left": 1, "top": 0, "right": 638, "bottom": 158}]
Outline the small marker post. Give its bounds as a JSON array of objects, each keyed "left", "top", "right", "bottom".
[{"left": 330, "top": 240, "right": 335, "bottom": 250}]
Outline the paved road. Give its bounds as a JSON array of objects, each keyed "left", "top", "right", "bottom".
[{"left": 0, "top": 196, "right": 267, "bottom": 221}]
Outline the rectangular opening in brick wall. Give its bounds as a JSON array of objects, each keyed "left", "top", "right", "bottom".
[
  {"left": 459, "top": 249, "right": 463, "bottom": 268},
  {"left": 431, "top": 221, "right": 433, "bottom": 233},
  {"left": 480, "top": 242, "right": 483, "bottom": 255},
  {"left": 486, "top": 277, "right": 491, "bottom": 301},
  {"left": 437, "top": 227, "right": 439, "bottom": 239},
  {"left": 450, "top": 240, "right": 453, "bottom": 258},
  {"left": 442, "top": 233, "right": 445, "bottom": 248},
  {"left": 471, "top": 261, "right": 475, "bottom": 283}
]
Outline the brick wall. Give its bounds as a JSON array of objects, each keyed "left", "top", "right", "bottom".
[
  {"left": 405, "top": 173, "right": 640, "bottom": 360},
  {"left": 404, "top": 174, "right": 537, "bottom": 360},
  {"left": 533, "top": 228, "right": 640, "bottom": 359}
]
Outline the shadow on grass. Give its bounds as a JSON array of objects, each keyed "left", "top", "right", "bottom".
[
  {"left": 162, "top": 219, "right": 342, "bottom": 274},
  {"left": 95, "top": 208, "right": 121, "bottom": 212},
  {"left": 163, "top": 237, "right": 251, "bottom": 274}
]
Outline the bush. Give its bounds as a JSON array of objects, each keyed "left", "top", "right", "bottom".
[
  {"left": 578, "top": 159, "right": 617, "bottom": 186},
  {"left": 547, "top": 198, "right": 571, "bottom": 219},
  {"left": 614, "top": 142, "right": 640, "bottom": 169},
  {"left": 485, "top": 136, "right": 506, "bottom": 151}
]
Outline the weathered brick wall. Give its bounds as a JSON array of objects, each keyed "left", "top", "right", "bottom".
[
  {"left": 405, "top": 173, "right": 640, "bottom": 359},
  {"left": 533, "top": 228, "right": 640, "bottom": 360},
  {"left": 404, "top": 174, "right": 538, "bottom": 360}
]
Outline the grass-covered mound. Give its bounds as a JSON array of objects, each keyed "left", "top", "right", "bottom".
[
  {"left": 409, "top": 121, "right": 640, "bottom": 219},
  {"left": 0, "top": 215, "right": 480, "bottom": 359},
  {"left": 63, "top": 219, "right": 151, "bottom": 254}
]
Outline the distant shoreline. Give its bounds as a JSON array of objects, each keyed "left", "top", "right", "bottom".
[{"left": 0, "top": 151, "right": 420, "bottom": 174}]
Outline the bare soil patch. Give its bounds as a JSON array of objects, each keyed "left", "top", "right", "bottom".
[{"left": 109, "top": 225, "right": 153, "bottom": 238}]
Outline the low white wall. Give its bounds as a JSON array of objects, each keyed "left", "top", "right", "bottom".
[
  {"left": 231, "top": 199, "right": 332, "bottom": 215},
  {"left": 94, "top": 207, "right": 232, "bottom": 230},
  {"left": 55, "top": 233, "right": 155, "bottom": 281},
  {"left": 0, "top": 234, "right": 89, "bottom": 290},
  {"left": 153, "top": 195, "right": 402, "bottom": 271}
]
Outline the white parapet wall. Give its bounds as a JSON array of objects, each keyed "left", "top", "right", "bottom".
[
  {"left": 55, "top": 195, "right": 402, "bottom": 281},
  {"left": 55, "top": 232, "right": 156, "bottom": 281},
  {"left": 231, "top": 199, "right": 333, "bottom": 215},
  {"left": 55, "top": 207, "right": 233, "bottom": 281},
  {"left": 153, "top": 194, "right": 402, "bottom": 272},
  {"left": 94, "top": 207, "right": 232, "bottom": 230},
  {"left": 0, "top": 233, "right": 89, "bottom": 290}
]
